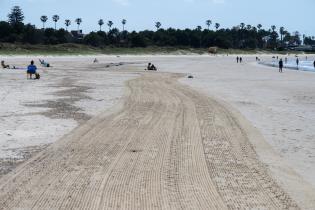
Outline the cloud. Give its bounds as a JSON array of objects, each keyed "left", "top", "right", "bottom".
[{"left": 112, "top": 0, "right": 130, "bottom": 6}]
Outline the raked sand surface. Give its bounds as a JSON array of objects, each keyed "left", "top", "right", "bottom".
[{"left": 0, "top": 55, "right": 315, "bottom": 209}]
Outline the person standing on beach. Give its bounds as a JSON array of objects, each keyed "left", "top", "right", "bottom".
[
  {"left": 279, "top": 58, "right": 283, "bottom": 73},
  {"left": 313, "top": 60, "right": 315, "bottom": 69},
  {"left": 240, "top": 57, "right": 243, "bottom": 63},
  {"left": 27, "top": 60, "right": 37, "bottom": 79},
  {"left": 236, "top": 56, "right": 239, "bottom": 63},
  {"left": 296, "top": 58, "right": 299, "bottom": 69}
]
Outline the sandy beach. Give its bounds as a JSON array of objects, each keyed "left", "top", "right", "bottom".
[{"left": 0, "top": 55, "right": 315, "bottom": 209}]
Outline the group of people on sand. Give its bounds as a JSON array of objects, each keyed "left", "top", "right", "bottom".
[
  {"left": 278, "top": 56, "right": 315, "bottom": 73},
  {"left": 1, "top": 59, "right": 51, "bottom": 80},
  {"left": 236, "top": 56, "right": 243, "bottom": 63},
  {"left": 146, "top": 63, "right": 157, "bottom": 71}
]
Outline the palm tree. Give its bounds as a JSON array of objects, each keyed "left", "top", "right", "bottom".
[
  {"left": 206, "top": 20, "right": 212, "bottom": 30},
  {"left": 52, "top": 15, "right": 59, "bottom": 30},
  {"left": 246, "top": 24, "right": 252, "bottom": 30},
  {"left": 40, "top": 15, "right": 48, "bottom": 29},
  {"left": 65, "top": 19, "right": 71, "bottom": 31},
  {"left": 75, "top": 18, "right": 82, "bottom": 31},
  {"left": 122, "top": 19, "right": 127, "bottom": 31},
  {"left": 240, "top": 22, "right": 245, "bottom": 30},
  {"left": 196, "top": 26, "right": 202, "bottom": 48},
  {"left": 257, "top": 24, "right": 262, "bottom": 30},
  {"left": 215, "top": 23, "right": 220, "bottom": 31},
  {"left": 271, "top": 25, "right": 276, "bottom": 32},
  {"left": 279, "top": 27, "right": 285, "bottom": 43},
  {"left": 107, "top": 20, "right": 113, "bottom": 31},
  {"left": 155, "top": 22, "right": 161, "bottom": 30},
  {"left": 98, "top": 19, "right": 104, "bottom": 31}
]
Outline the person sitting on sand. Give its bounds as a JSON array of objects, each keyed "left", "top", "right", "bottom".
[
  {"left": 39, "top": 59, "right": 50, "bottom": 67},
  {"left": 27, "top": 60, "right": 37, "bottom": 79},
  {"left": 146, "top": 63, "right": 157, "bottom": 71},
  {"left": 151, "top": 64, "right": 157, "bottom": 71},
  {"left": 279, "top": 58, "right": 283, "bottom": 73},
  {"left": 1, "top": 60, "right": 10, "bottom": 69}
]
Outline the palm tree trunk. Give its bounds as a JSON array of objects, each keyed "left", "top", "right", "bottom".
[{"left": 54, "top": 22, "right": 56, "bottom": 30}]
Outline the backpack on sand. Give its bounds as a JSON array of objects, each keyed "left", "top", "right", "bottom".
[{"left": 35, "top": 73, "right": 40, "bottom": 80}]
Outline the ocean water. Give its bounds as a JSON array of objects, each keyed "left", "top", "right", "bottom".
[{"left": 261, "top": 59, "right": 315, "bottom": 72}]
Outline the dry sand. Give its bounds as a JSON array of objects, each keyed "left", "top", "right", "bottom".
[
  {"left": 0, "top": 56, "right": 136, "bottom": 175},
  {"left": 0, "top": 55, "right": 314, "bottom": 209}
]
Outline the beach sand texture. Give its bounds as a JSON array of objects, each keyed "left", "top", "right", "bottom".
[
  {"left": 0, "top": 72, "right": 301, "bottom": 209},
  {"left": 0, "top": 55, "right": 314, "bottom": 209}
]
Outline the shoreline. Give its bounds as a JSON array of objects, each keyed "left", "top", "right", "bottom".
[{"left": 259, "top": 61, "right": 315, "bottom": 72}]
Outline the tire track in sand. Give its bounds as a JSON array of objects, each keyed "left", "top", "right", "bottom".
[{"left": 0, "top": 72, "right": 298, "bottom": 209}]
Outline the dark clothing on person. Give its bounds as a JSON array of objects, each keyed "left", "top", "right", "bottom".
[
  {"left": 313, "top": 61, "right": 315, "bottom": 68},
  {"left": 236, "top": 57, "right": 239, "bottom": 63},
  {"left": 147, "top": 63, "right": 151, "bottom": 70},
  {"left": 1, "top": 61, "right": 10, "bottom": 69},
  {"left": 239, "top": 57, "right": 242, "bottom": 63},
  {"left": 279, "top": 60, "right": 283, "bottom": 73}
]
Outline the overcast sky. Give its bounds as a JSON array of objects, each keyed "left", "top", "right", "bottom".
[{"left": 1, "top": 0, "right": 314, "bottom": 36}]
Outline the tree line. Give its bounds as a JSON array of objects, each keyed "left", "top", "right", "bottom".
[{"left": 1, "top": 6, "right": 315, "bottom": 49}]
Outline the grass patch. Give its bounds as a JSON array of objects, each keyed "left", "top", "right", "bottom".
[{"left": 0, "top": 43, "right": 309, "bottom": 56}]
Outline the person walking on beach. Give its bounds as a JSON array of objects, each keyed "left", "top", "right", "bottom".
[
  {"left": 296, "top": 58, "right": 299, "bottom": 69},
  {"left": 27, "top": 60, "right": 37, "bottom": 79},
  {"left": 279, "top": 58, "right": 283, "bottom": 73},
  {"left": 240, "top": 57, "right": 243, "bottom": 63},
  {"left": 313, "top": 60, "right": 315, "bottom": 69},
  {"left": 236, "top": 56, "right": 239, "bottom": 63}
]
